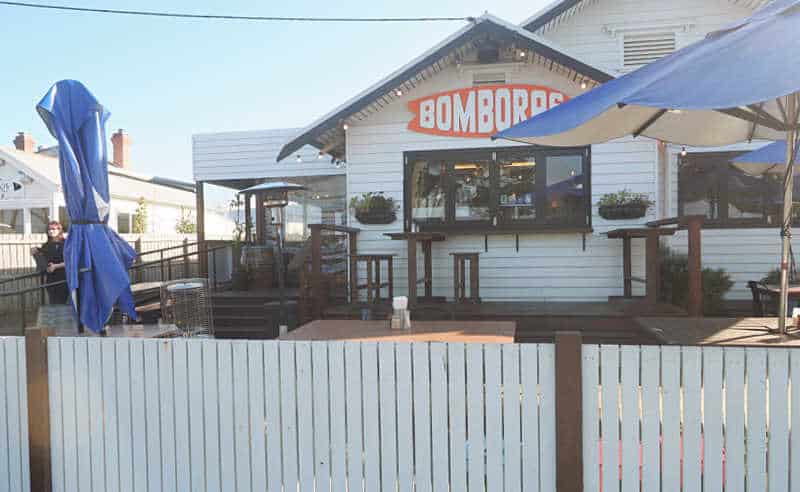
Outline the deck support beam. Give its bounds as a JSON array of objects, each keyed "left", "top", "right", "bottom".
[{"left": 686, "top": 216, "right": 704, "bottom": 316}]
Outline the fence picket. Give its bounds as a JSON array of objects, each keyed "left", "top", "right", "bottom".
[
  {"left": 539, "top": 344, "right": 556, "bottom": 492},
  {"left": 725, "top": 348, "right": 746, "bottom": 492},
  {"left": 100, "top": 340, "right": 121, "bottom": 492},
  {"left": 448, "top": 343, "right": 468, "bottom": 492},
  {"left": 466, "top": 343, "right": 486, "bottom": 492},
  {"left": 172, "top": 340, "right": 191, "bottom": 492},
  {"left": 115, "top": 339, "right": 135, "bottom": 492},
  {"left": 791, "top": 351, "right": 800, "bottom": 492},
  {"left": 345, "top": 342, "right": 365, "bottom": 492},
  {"left": 247, "top": 342, "right": 267, "bottom": 492},
  {"left": 395, "top": 343, "right": 414, "bottom": 492},
  {"left": 430, "top": 343, "right": 451, "bottom": 492},
  {"left": 746, "top": 348, "right": 768, "bottom": 492},
  {"left": 682, "top": 346, "right": 702, "bottom": 492},
  {"left": 640, "top": 346, "right": 660, "bottom": 492},
  {"left": 768, "top": 349, "right": 790, "bottom": 492},
  {"left": 328, "top": 342, "right": 348, "bottom": 492},
  {"left": 361, "top": 342, "right": 381, "bottom": 492},
  {"left": 619, "top": 345, "right": 638, "bottom": 492},
  {"left": 142, "top": 341, "right": 163, "bottom": 492},
  {"left": 378, "top": 343, "right": 398, "bottom": 492},
  {"left": 74, "top": 339, "right": 92, "bottom": 492},
  {"left": 503, "top": 344, "right": 522, "bottom": 492},
  {"left": 312, "top": 342, "right": 332, "bottom": 492},
  {"left": 520, "top": 344, "right": 540, "bottom": 492},
  {"left": 202, "top": 341, "right": 221, "bottom": 491},
  {"left": 264, "top": 342, "right": 282, "bottom": 492},
  {"left": 599, "top": 345, "right": 619, "bottom": 492},
  {"left": 232, "top": 342, "right": 252, "bottom": 492},
  {"left": 485, "top": 343, "right": 504, "bottom": 492},
  {"left": 156, "top": 340, "right": 177, "bottom": 492},
  {"left": 702, "top": 347, "right": 724, "bottom": 492},
  {"left": 279, "top": 342, "right": 299, "bottom": 491},
  {"left": 661, "top": 346, "right": 681, "bottom": 492},
  {"left": 582, "top": 345, "right": 600, "bottom": 492},
  {"left": 295, "top": 342, "right": 315, "bottom": 492}
]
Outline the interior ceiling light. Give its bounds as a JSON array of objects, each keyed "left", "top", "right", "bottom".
[
  {"left": 454, "top": 163, "right": 479, "bottom": 170},
  {"left": 506, "top": 161, "right": 536, "bottom": 167}
]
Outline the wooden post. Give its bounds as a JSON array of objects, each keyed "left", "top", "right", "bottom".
[
  {"left": 196, "top": 181, "right": 207, "bottom": 277},
  {"left": 645, "top": 230, "right": 660, "bottom": 303},
  {"left": 349, "top": 232, "right": 358, "bottom": 304},
  {"left": 310, "top": 225, "right": 323, "bottom": 319},
  {"left": 469, "top": 254, "right": 479, "bottom": 302},
  {"left": 387, "top": 257, "right": 394, "bottom": 300},
  {"left": 244, "top": 194, "right": 252, "bottom": 243},
  {"left": 182, "top": 237, "right": 190, "bottom": 278},
  {"left": 453, "top": 254, "right": 459, "bottom": 302},
  {"left": 686, "top": 217, "right": 704, "bottom": 317},
  {"left": 407, "top": 237, "right": 418, "bottom": 306},
  {"left": 133, "top": 237, "right": 142, "bottom": 284},
  {"left": 622, "top": 236, "right": 632, "bottom": 298},
  {"left": 26, "top": 328, "right": 52, "bottom": 492},
  {"left": 423, "top": 240, "right": 433, "bottom": 299},
  {"left": 555, "top": 332, "right": 583, "bottom": 492},
  {"left": 256, "top": 194, "right": 265, "bottom": 245}
]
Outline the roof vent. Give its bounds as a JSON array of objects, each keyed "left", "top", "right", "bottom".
[
  {"left": 472, "top": 72, "right": 506, "bottom": 86},
  {"left": 623, "top": 32, "right": 676, "bottom": 70}
]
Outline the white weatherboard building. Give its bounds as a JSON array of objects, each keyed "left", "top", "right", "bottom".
[
  {"left": 2, "top": 131, "right": 233, "bottom": 236},
  {"left": 194, "top": 0, "right": 776, "bottom": 305}
]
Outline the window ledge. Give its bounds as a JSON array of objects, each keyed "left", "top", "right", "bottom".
[{"left": 416, "top": 223, "right": 593, "bottom": 235}]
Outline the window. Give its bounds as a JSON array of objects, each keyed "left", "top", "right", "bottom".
[
  {"left": 117, "top": 212, "right": 131, "bottom": 233},
  {"left": 405, "top": 146, "right": 590, "bottom": 233},
  {"left": 679, "top": 151, "right": 789, "bottom": 227},
  {"left": 30, "top": 208, "right": 50, "bottom": 234},
  {"left": 0, "top": 209, "right": 23, "bottom": 234}
]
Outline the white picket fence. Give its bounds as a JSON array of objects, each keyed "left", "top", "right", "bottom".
[
  {"left": 0, "top": 337, "right": 30, "bottom": 492},
  {"left": 46, "top": 338, "right": 557, "bottom": 492},
  {"left": 583, "top": 344, "right": 800, "bottom": 492}
]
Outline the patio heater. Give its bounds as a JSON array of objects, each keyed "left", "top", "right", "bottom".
[{"left": 240, "top": 181, "right": 306, "bottom": 332}]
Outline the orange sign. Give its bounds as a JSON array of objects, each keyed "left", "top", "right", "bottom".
[{"left": 407, "top": 84, "right": 568, "bottom": 138}]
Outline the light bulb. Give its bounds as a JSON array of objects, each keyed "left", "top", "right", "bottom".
[
  {"left": 342, "top": 123, "right": 349, "bottom": 131},
  {"left": 681, "top": 146, "right": 688, "bottom": 157},
  {"left": 296, "top": 154, "right": 302, "bottom": 163},
  {"left": 580, "top": 80, "right": 588, "bottom": 90},
  {"left": 518, "top": 50, "right": 526, "bottom": 57},
  {"left": 317, "top": 152, "right": 324, "bottom": 160},
  {"left": 395, "top": 89, "right": 403, "bottom": 97}
]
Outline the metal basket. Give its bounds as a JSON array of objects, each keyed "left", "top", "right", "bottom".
[{"left": 160, "top": 278, "right": 214, "bottom": 337}]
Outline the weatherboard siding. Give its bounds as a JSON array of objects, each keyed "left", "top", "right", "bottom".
[
  {"left": 192, "top": 128, "right": 345, "bottom": 182},
  {"left": 347, "top": 63, "right": 654, "bottom": 301},
  {"left": 539, "top": 0, "right": 754, "bottom": 74}
]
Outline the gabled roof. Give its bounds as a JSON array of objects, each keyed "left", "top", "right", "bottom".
[
  {"left": 0, "top": 146, "right": 196, "bottom": 194},
  {"left": 519, "top": 0, "right": 773, "bottom": 33},
  {"left": 277, "top": 13, "right": 613, "bottom": 162}
]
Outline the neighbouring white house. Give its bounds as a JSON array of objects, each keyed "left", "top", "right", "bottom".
[
  {"left": 193, "top": 0, "right": 779, "bottom": 306},
  {"left": 1, "top": 130, "right": 234, "bottom": 236}
]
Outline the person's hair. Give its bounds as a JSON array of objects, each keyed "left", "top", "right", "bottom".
[{"left": 47, "top": 221, "right": 65, "bottom": 242}]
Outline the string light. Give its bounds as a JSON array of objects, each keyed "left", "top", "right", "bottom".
[
  {"left": 518, "top": 49, "right": 526, "bottom": 58},
  {"left": 317, "top": 152, "right": 324, "bottom": 159},
  {"left": 296, "top": 154, "right": 302, "bottom": 162},
  {"left": 395, "top": 89, "right": 403, "bottom": 97},
  {"left": 580, "top": 80, "right": 588, "bottom": 90},
  {"left": 681, "top": 146, "right": 688, "bottom": 157},
  {"left": 342, "top": 123, "right": 349, "bottom": 131}
]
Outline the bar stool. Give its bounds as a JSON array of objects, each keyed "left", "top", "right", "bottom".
[
  {"left": 450, "top": 252, "right": 480, "bottom": 303},
  {"left": 349, "top": 254, "right": 395, "bottom": 304}
]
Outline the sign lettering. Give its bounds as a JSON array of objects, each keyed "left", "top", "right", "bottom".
[
  {"left": 0, "top": 179, "right": 23, "bottom": 200},
  {"left": 407, "top": 84, "right": 568, "bottom": 138}
]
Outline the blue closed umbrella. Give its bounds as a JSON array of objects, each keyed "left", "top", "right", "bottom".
[
  {"left": 37, "top": 80, "right": 138, "bottom": 333},
  {"left": 495, "top": 0, "right": 800, "bottom": 332}
]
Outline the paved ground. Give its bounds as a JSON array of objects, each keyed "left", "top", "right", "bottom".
[{"left": 637, "top": 317, "right": 800, "bottom": 346}]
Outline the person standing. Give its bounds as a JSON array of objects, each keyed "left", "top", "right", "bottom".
[{"left": 32, "top": 221, "right": 69, "bottom": 304}]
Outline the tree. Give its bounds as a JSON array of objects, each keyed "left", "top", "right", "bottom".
[
  {"left": 132, "top": 197, "right": 148, "bottom": 233},
  {"left": 175, "top": 207, "right": 197, "bottom": 234}
]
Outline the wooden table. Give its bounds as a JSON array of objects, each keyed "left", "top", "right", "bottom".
[
  {"left": 280, "top": 319, "right": 516, "bottom": 343},
  {"left": 385, "top": 231, "right": 446, "bottom": 305}
]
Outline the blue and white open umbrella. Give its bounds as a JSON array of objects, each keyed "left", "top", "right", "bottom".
[
  {"left": 732, "top": 140, "right": 800, "bottom": 175},
  {"left": 37, "top": 80, "right": 138, "bottom": 333},
  {"left": 495, "top": 0, "right": 800, "bottom": 332}
]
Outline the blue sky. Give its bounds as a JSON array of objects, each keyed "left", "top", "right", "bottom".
[{"left": 1, "top": 0, "right": 549, "bottom": 204}]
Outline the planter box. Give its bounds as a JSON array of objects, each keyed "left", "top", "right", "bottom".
[
  {"left": 599, "top": 204, "right": 648, "bottom": 220},
  {"left": 355, "top": 209, "right": 397, "bottom": 225}
]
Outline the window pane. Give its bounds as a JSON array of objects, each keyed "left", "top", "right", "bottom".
[
  {"left": 453, "top": 159, "right": 492, "bottom": 221},
  {"left": 545, "top": 154, "right": 585, "bottom": 223},
  {"left": 30, "top": 208, "right": 50, "bottom": 234},
  {"left": 498, "top": 154, "right": 537, "bottom": 221},
  {"left": 409, "top": 159, "right": 447, "bottom": 221},
  {"left": 117, "top": 213, "right": 130, "bottom": 234},
  {"left": 727, "top": 167, "right": 771, "bottom": 222},
  {"left": 0, "top": 209, "right": 23, "bottom": 234},
  {"left": 680, "top": 159, "right": 721, "bottom": 220}
]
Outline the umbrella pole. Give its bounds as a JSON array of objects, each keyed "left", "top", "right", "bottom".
[{"left": 779, "top": 94, "right": 798, "bottom": 334}]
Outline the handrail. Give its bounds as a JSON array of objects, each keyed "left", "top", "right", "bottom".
[{"left": 0, "top": 240, "right": 203, "bottom": 288}]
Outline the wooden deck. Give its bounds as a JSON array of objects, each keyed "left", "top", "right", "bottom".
[{"left": 637, "top": 317, "right": 800, "bottom": 346}]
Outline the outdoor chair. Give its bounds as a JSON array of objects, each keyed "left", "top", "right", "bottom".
[{"left": 748, "top": 280, "right": 778, "bottom": 317}]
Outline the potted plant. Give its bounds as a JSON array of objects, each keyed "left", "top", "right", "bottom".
[
  {"left": 597, "top": 189, "right": 654, "bottom": 220},
  {"left": 350, "top": 192, "right": 398, "bottom": 225}
]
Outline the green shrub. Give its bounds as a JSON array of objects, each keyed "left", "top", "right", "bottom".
[{"left": 659, "top": 246, "right": 733, "bottom": 315}]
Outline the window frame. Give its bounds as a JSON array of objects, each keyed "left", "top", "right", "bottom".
[
  {"left": 404, "top": 145, "right": 592, "bottom": 234},
  {"left": 678, "top": 151, "right": 789, "bottom": 228}
]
